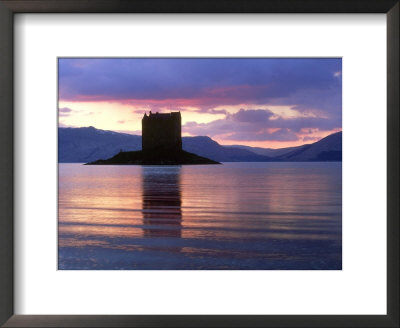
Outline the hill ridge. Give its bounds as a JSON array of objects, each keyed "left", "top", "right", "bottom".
[{"left": 58, "top": 127, "right": 341, "bottom": 163}]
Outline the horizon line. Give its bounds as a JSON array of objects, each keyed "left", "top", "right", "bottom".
[{"left": 58, "top": 125, "right": 342, "bottom": 150}]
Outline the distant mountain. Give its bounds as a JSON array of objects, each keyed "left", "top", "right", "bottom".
[
  {"left": 226, "top": 132, "right": 342, "bottom": 162},
  {"left": 58, "top": 127, "right": 275, "bottom": 163},
  {"left": 58, "top": 127, "right": 341, "bottom": 163},
  {"left": 225, "top": 144, "right": 307, "bottom": 158},
  {"left": 276, "top": 131, "right": 342, "bottom": 161},
  {"left": 58, "top": 127, "right": 141, "bottom": 163},
  {"left": 182, "top": 136, "right": 277, "bottom": 162}
]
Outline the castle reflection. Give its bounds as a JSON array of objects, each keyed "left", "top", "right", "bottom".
[{"left": 141, "top": 166, "right": 182, "bottom": 238}]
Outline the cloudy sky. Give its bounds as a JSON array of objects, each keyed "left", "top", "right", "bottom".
[{"left": 58, "top": 58, "right": 342, "bottom": 148}]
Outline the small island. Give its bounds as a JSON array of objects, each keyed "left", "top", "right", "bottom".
[
  {"left": 85, "top": 111, "right": 220, "bottom": 165},
  {"left": 86, "top": 148, "right": 220, "bottom": 165}
]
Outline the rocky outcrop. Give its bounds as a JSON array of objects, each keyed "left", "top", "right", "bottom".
[{"left": 85, "top": 149, "right": 220, "bottom": 165}]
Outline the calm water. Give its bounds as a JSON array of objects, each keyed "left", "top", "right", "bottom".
[{"left": 58, "top": 162, "right": 342, "bottom": 270}]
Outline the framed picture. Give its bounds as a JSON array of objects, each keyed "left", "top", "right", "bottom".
[{"left": 0, "top": 0, "right": 398, "bottom": 327}]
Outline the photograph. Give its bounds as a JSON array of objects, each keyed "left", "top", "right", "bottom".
[{"left": 58, "top": 58, "right": 342, "bottom": 270}]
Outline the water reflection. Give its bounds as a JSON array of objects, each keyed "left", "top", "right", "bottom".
[
  {"left": 59, "top": 162, "right": 342, "bottom": 270},
  {"left": 141, "top": 166, "right": 182, "bottom": 238}
]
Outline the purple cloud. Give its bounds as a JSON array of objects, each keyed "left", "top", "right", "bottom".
[
  {"left": 303, "top": 136, "right": 320, "bottom": 142},
  {"left": 183, "top": 108, "right": 339, "bottom": 142},
  {"left": 58, "top": 58, "right": 342, "bottom": 119},
  {"left": 59, "top": 107, "right": 72, "bottom": 113},
  {"left": 231, "top": 128, "right": 299, "bottom": 142},
  {"left": 230, "top": 109, "right": 275, "bottom": 123},
  {"left": 58, "top": 107, "right": 73, "bottom": 117}
]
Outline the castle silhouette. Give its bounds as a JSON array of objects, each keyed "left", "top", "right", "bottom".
[
  {"left": 142, "top": 111, "right": 182, "bottom": 152},
  {"left": 86, "top": 111, "right": 219, "bottom": 165}
]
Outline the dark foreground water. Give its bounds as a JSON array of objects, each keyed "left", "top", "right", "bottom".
[{"left": 58, "top": 162, "right": 342, "bottom": 270}]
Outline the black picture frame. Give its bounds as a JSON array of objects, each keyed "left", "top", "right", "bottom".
[{"left": 0, "top": 1, "right": 398, "bottom": 327}]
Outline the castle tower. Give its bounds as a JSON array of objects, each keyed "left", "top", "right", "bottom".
[{"left": 142, "top": 111, "right": 182, "bottom": 151}]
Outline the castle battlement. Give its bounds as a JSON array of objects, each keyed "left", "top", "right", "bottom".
[{"left": 142, "top": 111, "right": 182, "bottom": 151}]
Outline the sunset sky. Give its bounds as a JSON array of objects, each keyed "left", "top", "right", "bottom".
[{"left": 58, "top": 58, "right": 342, "bottom": 148}]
